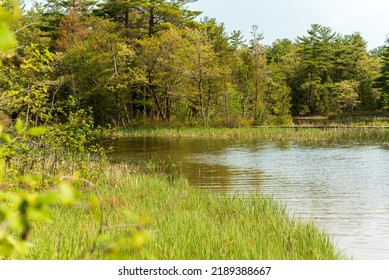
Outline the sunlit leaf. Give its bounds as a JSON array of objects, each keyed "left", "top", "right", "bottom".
[
  {"left": 130, "top": 230, "right": 151, "bottom": 251},
  {"left": 38, "top": 193, "right": 62, "bottom": 205},
  {"left": 0, "top": 235, "right": 16, "bottom": 258},
  {"left": 0, "top": 23, "right": 16, "bottom": 52},
  {"left": 57, "top": 182, "right": 76, "bottom": 205},
  {"left": 28, "top": 208, "right": 51, "bottom": 223},
  {"left": 1, "top": 133, "right": 11, "bottom": 144},
  {"left": 25, "top": 127, "right": 47, "bottom": 137},
  {"left": 14, "top": 119, "right": 23, "bottom": 134}
]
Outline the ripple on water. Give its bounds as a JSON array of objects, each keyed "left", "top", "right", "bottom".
[{"left": 109, "top": 139, "right": 389, "bottom": 259}]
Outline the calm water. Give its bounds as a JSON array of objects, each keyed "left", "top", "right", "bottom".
[{"left": 108, "top": 137, "right": 389, "bottom": 260}]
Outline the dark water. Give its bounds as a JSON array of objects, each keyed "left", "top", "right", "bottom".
[{"left": 107, "top": 137, "right": 389, "bottom": 260}]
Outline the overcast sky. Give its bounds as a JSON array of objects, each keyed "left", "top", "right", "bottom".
[{"left": 188, "top": 0, "right": 389, "bottom": 50}]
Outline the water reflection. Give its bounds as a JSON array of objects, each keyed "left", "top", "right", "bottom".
[{"left": 107, "top": 137, "right": 389, "bottom": 260}]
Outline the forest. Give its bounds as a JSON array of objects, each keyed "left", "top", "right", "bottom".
[{"left": 1, "top": 0, "right": 389, "bottom": 128}]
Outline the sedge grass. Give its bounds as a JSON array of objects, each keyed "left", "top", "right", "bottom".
[
  {"left": 23, "top": 164, "right": 344, "bottom": 260},
  {"left": 112, "top": 126, "right": 389, "bottom": 145}
]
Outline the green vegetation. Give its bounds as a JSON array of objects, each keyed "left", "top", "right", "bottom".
[
  {"left": 3, "top": 0, "right": 384, "bottom": 260},
  {"left": 24, "top": 165, "right": 343, "bottom": 260},
  {"left": 114, "top": 126, "right": 389, "bottom": 145},
  {"left": 328, "top": 111, "right": 389, "bottom": 126},
  {"left": 1, "top": 0, "right": 389, "bottom": 128}
]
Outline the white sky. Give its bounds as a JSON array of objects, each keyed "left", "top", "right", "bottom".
[{"left": 188, "top": 0, "right": 389, "bottom": 50}]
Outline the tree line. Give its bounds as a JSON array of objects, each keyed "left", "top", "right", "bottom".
[{"left": 1, "top": 0, "right": 389, "bottom": 127}]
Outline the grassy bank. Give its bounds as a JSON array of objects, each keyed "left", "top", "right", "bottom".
[
  {"left": 23, "top": 165, "right": 343, "bottom": 260},
  {"left": 113, "top": 126, "right": 389, "bottom": 145}
]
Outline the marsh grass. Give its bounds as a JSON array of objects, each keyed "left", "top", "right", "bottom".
[
  {"left": 113, "top": 126, "right": 389, "bottom": 145},
  {"left": 24, "top": 164, "right": 343, "bottom": 260},
  {"left": 328, "top": 111, "right": 389, "bottom": 126}
]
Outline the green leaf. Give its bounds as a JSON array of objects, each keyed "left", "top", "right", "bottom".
[
  {"left": 1, "top": 133, "right": 11, "bottom": 144},
  {"left": 25, "top": 127, "right": 47, "bottom": 137},
  {"left": 57, "top": 182, "right": 76, "bottom": 205},
  {"left": 28, "top": 208, "right": 51, "bottom": 223},
  {"left": 0, "top": 23, "right": 16, "bottom": 52},
  {"left": 14, "top": 119, "right": 23, "bottom": 134},
  {"left": 0, "top": 235, "right": 16, "bottom": 258}
]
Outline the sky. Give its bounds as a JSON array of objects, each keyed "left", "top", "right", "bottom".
[{"left": 188, "top": 0, "right": 389, "bottom": 50}]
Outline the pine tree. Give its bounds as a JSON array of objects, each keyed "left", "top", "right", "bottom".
[
  {"left": 376, "top": 42, "right": 389, "bottom": 109},
  {"left": 295, "top": 24, "right": 339, "bottom": 115},
  {"left": 94, "top": 0, "right": 200, "bottom": 38}
]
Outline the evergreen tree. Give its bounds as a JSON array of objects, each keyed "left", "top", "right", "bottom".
[
  {"left": 295, "top": 24, "right": 339, "bottom": 115},
  {"left": 376, "top": 41, "right": 389, "bottom": 110},
  {"left": 95, "top": 0, "right": 200, "bottom": 38}
]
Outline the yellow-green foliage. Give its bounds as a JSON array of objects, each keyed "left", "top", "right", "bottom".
[
  {"left": 0, "top": 119, "right": 136, "bottom": 260},
  {"left": 0, "top": 120, "right": 78, "bottom": 259},
  {"left": 0, "top": 2, "right": 19, "bottom": 58}
]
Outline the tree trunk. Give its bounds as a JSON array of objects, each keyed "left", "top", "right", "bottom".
[
  {"left": 205, "top": 79, "right": 212, "bottom": 125},
  {"left": 164, "top": 87, "right": 171, "bottom": 122},
  {"left": 198, "top": 79, "right": 204, "bottom": 120},
  {"left": 148, "top": 7, "right": 155, "bottom": 37},
  {"left": 148, "top": 72, "right": 165, "bottom": 121}
]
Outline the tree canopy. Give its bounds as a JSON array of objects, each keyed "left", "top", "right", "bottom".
[{"left": 1, "top": 1, "right": 389, "bottom": 127}]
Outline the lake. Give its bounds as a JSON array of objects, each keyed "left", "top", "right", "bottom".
[{"left": 107, "top": 137, "right": 389, "bottom": 260}]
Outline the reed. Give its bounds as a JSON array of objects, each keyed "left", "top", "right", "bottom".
[
  {"left": 113, "top": 126, "right": 389, "bottom": 145},
  {"left": 24, "top": 164, "right": 344, "bottom": 260}
]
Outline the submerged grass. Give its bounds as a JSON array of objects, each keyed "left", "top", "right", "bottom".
[
  {"left": 24, "top": 164, "right": 343, "bottom": 260},
  {"left": 113, "top": 126, "right": 389, "bottom": 145}
]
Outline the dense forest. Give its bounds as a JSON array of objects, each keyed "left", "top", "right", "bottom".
[{"left": 2, "top": 0, "right": 389, "bottom": 127}]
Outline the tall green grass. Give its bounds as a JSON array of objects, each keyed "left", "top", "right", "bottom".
[
  {"left": 113, "top": 127, "right": 389, "bottom": 145},
  {"left": 24, "top": 165, "right": 343, "bottom": 260}
]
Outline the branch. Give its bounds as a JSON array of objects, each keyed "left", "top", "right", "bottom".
[{"left": 12, "top": 22, "right": 41, "bottom": 35}]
